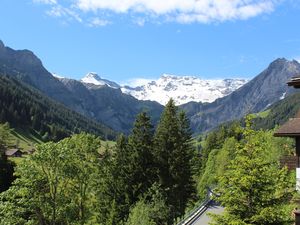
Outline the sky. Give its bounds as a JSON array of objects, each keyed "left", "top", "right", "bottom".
[{"left": 0, "top": 0, "right": 300, "bottom": 85}]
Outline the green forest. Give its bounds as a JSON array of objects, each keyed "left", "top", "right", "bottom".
[
  {"left": 0, "top": 75, "right": 116, "bottom": 141},
  {"left": 0, "top": 96, "right": 299, "bottom": 224}
]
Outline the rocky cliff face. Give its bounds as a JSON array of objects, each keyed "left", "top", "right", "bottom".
[
  {"left": 0, "top": 40, "right": 81, "bottom": 110},
  {"left": 181, "top": 58, "right": 300, "bottom": 134}
]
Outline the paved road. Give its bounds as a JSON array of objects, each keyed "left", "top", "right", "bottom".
[{"left": 191, "top": 202, "right": 224, "bottom": 225}]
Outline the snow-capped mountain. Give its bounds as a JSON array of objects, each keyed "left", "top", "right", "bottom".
[
  {"left": 121, "top": 74, "right": 248, "bottom": 105},
  {"left": 81, "top": 72, "right": 120, "bottom": 89},
  {"left": 53, "top": 72, "right": 247, "bottom": 105}
]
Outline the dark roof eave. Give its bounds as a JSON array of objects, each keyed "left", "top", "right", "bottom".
[
  {"left": 287, "top": 77, "right": 300, "bottom": 88},
  {"left": 274, "top": 133, "right": 300, "bottom": 137}
]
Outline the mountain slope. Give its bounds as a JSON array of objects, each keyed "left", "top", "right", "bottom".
[
  {"left": 0, "top": 40, "right": 82, "bottom": 110},
  {"left": 121, "top": 74, "right": 247, "bottom": 105},
  {"left": 0, "top": 40, "right": 163, "bottom": 134},
  {"left": 181, "top": 58, "right": 300, "bottom": 134},
  {"left": 0, "top": 75, "right": 116, "bottom": 141},
  {"left": 58, "top": 77, "right": 163, "bottom": 133},
  {"left": 253, "top": 92, "right": 300, "bottom": 130}
]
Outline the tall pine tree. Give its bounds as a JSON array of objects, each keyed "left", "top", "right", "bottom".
[
  {"left": 127, "top": 112, "right": 156, "bottom": 202},
  {"left": 153, "top": 99, "right": 195, "bottom": 223},
  {"left": 97, "top": 115, "right": 156, "bottom": 225}
]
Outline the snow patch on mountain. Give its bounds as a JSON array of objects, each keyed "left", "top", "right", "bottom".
[
  {"left": 280, "top": 92, "right": 286, "bottom": 100},
  {"left": 121, "top": 74, "right": 248, "bottom": 105},
  {"left": 81, "top": 72, "right": 120, "bottom": 89},
  {"left": 52, "top": 73, "right": 65, "bottom": 79}
]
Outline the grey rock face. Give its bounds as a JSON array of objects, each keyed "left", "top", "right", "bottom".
[
  {"left": 181, "top": 58, "right": 300, "bottom": 134},
  {"left": 0, "top": 40, "right": 163, "bottom": 134}
]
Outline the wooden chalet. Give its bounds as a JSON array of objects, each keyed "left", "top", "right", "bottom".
[{"left": 274, "top": 74, "right": 300, "bottom": 192}]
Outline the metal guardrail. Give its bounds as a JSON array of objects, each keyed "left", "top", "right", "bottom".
[{"left": 175, "top": 198, "right": 211, "bottom": 225}]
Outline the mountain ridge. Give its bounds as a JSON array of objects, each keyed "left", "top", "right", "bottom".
[
  {"left": 59, "top": 71, "right": 248, "bottom": 105},
  {"left": 1, "top": 40, "right": 299, "bottom": 135},
  {"left": 120, "top": 74, "right": 247, "bottom": 105},
  {"left": 181, "top": 58, "right": 300, "bottom": 134}
]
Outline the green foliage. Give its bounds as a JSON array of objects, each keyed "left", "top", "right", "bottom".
[
  {"left": 0, "top": 122, "right": 13, "bottom": 149},
  {"left": 126, "top": 183, "right": 170, "bottom": 225},
  {"left": 154, "top": 99, "right": 195, "bottom": 222},
  {"left": 196, "top": 121, "right": 242, "bottom": 199},
  {"left": 0, "top": 75, "right": 116, "bottom": 141},
  {"left": 210, "top": 117, "right": 295, "bottom": 225},
  {"left": 96, "top": 103, "right": 196, "bottom": 224},
  {"left": 200, "top": 121, "right": 242, "bottom": 170},
  {"left": 0, "top": 123, "right": 15, "bottom": 192},
  {"left": 125, "top": 200, "right": 156, "bottom": 225},
  {"left": 0, "top": 133, "right": 101, "bottom": 224},
  {"left": 96, "top": 134, "right": 133, "bottom": 224},
  {"left": 127, "top": 112, "right": 156, "bottom": 200},
  {"left": 254, "top": 92, "right": 300, "bottom": 130},
  {"left": 96, "top": 112, "right": 157, "bottom": 224},
  {"left": 0, "top": 101, "right": 196, "bottom": 225}
]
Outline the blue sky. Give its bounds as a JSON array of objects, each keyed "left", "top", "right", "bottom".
[{"left": 0, "top": 0, "right": 300, "bottom": 85}]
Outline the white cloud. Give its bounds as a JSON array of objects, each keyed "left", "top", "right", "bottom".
[
  {"left": 33, "top": 0, "right": 57, "bottom": 5},
  {"left": 88, "top": 17, "right": 111, "bottom": 27},
  {"left": 47, "top": 5, "right": 83, "bottom": 23},
  {"left": 34, "top": 0, "right": 280, "bottom": 25},
  {"left": 134, "top": 17, "right": 146, "bottom": 26},
  {"left": 76, "top": 0, "right": 277, "bottom": 23}
]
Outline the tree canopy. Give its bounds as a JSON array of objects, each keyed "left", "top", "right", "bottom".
[{"left": 210, "top": 117, "right": 295, "bottom": 225}]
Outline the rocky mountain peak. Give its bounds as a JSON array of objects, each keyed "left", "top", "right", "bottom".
[
  {"left": 0, "top": 40, "right": 44, "bottom": 74},
  {"left": 267, "top": 58, "right": 300, "bottom": 71},
  {"left": 261, "top": 58, "right": 300, "bottom": 81},
  {"left": 81, "top": 72, "right": 104, "bottom": 84},
  {"left": 85, "top": 72, "right": 101, "bottom": 79},
  {"left": 81, "top": 72, "right": 120, "bottom": 89}
]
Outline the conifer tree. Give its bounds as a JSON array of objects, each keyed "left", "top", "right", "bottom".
[
  {"left": 127, "top": 112, "right": 156, "bottom": 202},
  {"left": 97, "top": 134, "right": 132, "bottom": 224},
  {"left": 153, "top": 99, "right": 195, "bottom": 222},
  {"left": 99, "top": 114, "right": 156, "bottom": 224}
]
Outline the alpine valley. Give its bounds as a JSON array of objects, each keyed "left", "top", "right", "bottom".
[{"left": 1, "top": 39, "right": 300, "bottom": 135}]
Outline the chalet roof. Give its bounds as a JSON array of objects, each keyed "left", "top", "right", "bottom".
[
  {"left": 287, "top": 76, "right": 300, "bottom": 88},
  {"left": 274, "top": 118, "right": 300, "bottom": 137},
  {"left": 5, "top": 149, "right": 21, "bottom": 156}
]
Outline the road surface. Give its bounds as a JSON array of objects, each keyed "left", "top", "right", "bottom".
[{"left": 190, "top": 202, "right": 224, "bottom": 225}]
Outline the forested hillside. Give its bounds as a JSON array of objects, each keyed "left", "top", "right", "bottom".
[
  {"left": 0, "top": 100, "right": 197, "bottom": 225},
  {"left": 196, "top": 117, "right": 296, "bottom": 224},
  {"left": 0, "top": 75, "right": 116, "bottom": 141},
  {"left": 254, "top": 92, "right": 300, "bottom": 130}
]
